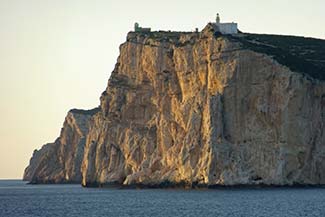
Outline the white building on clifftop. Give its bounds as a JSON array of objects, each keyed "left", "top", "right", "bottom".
[{"left": 214, "top": 13, "right": 238, "bottom": 34}]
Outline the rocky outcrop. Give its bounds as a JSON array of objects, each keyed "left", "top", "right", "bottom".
[
  {"left": 23, "top": 108, "right": 99, "bottom": 183},
  {"left": 25, "top": 23, "right": 325, "bottom": 187}
]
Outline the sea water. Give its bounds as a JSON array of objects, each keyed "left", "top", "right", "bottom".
[{"left": 0, "top": 180, "right": 325, "bottom": 217}]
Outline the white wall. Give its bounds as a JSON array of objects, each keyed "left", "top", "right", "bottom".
[{"left": 218, "top": 23, "right": 238, "bottom": 34}]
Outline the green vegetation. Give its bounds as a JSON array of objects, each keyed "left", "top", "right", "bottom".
[{"left": 228, "top": 33, "right": 325, "bottom": 80}]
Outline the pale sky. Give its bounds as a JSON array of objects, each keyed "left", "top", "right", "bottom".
[{"left": 0, "top": 0, "right": 324, "bottom": 179}]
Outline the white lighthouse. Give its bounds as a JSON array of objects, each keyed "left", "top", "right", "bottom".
[
  {"left": 214, "top": 13, "right": 238, "bottom": 34},
  {"left": 216, "top": 13, "right": 221, "bottom": 24}
]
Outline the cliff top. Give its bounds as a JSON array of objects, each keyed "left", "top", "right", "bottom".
[
  {"left": 69, "top": 107, "right": 100, "bottom": 116},
  {"left": 127, "top": 24, "right": 325, "bottom": 80},
  {"left": 230, "top": 33, "right": 325, "bottom": 80}
]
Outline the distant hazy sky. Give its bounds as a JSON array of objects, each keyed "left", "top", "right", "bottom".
[{"left": 0, "top": 0, "right": 324, "bottom": 179}]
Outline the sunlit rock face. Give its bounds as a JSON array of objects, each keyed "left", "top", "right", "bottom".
[
  {"left": 81, "top": 24, "right": 325, "bottom": 187},
  {"left": 25, "top": 24, "right": 325, "bottom": 187},
  {"left": 23, "top": 108, "right": 99, "bottom": 184}
]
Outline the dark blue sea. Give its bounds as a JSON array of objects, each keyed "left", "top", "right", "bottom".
[{"left": 1, "top": 180, "right": 325, "bottom": 217}]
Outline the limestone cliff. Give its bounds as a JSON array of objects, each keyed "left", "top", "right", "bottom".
[
  {"left": 25, "top": 24, "right": 325, "bottom": 187},
  {"left": 23, "top": 108, "right": 99, "bottom": 183}
]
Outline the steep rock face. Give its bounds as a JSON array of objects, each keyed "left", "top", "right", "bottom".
[
  {"left": 24, "top": 24, "right": 325, "bottom": 187},
  {"left": 81, "top": 24, "right": 325, "bottom": 187},
  {"left": 23, "top": 108, "right": 99, "bottom": 183}
]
